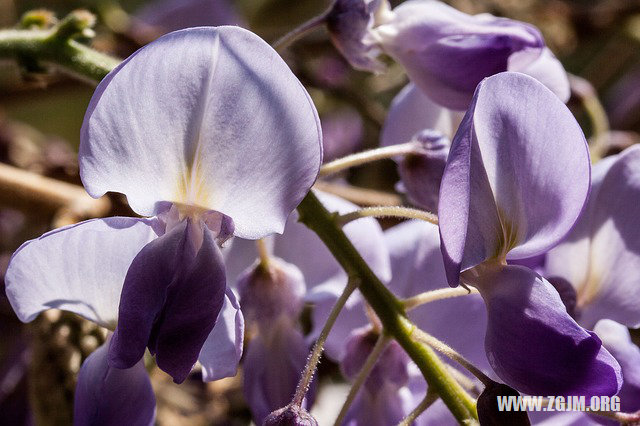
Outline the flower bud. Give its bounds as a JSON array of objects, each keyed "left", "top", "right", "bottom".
[
  {"left": 397, "top": 129, "right": 449, "bottom": 212},
  {"left": 263, "top": 404, "right": 318, "bottom": 426},
  {"left": 326, "top": 0, "right": 391, "bottom": 72},
  {"left": 237, "top": 257, "right": 306, "bottom": 326},
  {"left": 477, "top": 382, "right": 530, "bottom": 426}
]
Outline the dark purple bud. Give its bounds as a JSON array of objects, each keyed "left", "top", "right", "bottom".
[
  {"left": 326, "top": 0, "right": 389, "bottom": 72},
  {"left": 341, "top": 326, "right": 410, "bottom": 394},
  {"left": 396, "top": 129, "right": 449, "bottom": 212},
  {"left": 477, "top": 382, "right": 531, "bottom": 426},
  {"left": 263, "top": 404, "right": 318, "bottom": 426},
  {"left": 237, "top": 257, "right": 306, "bottom": 326}
]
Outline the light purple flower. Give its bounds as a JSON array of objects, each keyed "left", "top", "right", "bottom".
[
  {"left": 5, "top": 27, "right": 322, "bottom": 383},
  {"left": 321, "top": 108, "right": 364, "bottom": 162},
  {"left": 74, "top": 339, "right": 156, "bottom": 426},
  {"left": 326, "top": 0, "right": 391, "bottom": 72},
  {"left": 438, "top": 71, "right": 622, "bottom": 397},
  {"left": 237, "top": 258, "right": 315, "bottom": 424},
  {"left": 438, "top": 72, "right": 590, "bottom": 286},
  {"left": 367, "top": 0, "right": 569, "bottom": 110},
  {"left": 546, "top": 146, "right": 640, "bottom": 329}
]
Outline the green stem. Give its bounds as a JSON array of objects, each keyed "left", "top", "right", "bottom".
[
  {"left": 297, "top": 191, "right": 478, "bottom": 424},
  {"left": 0, "top": 28, "right": 119, "bottom": 84},
  {"left": 337, "top": 205, "right": 439, "bottom": 226}
]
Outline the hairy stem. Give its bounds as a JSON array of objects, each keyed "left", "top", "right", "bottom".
[
  {"left": 403, "top": 287, "right": 479, "bottom": 311},
  {"left": 298, "top": 191, "right": 477, "bottom": 424},
  {"left": 399, "top": 390, "right": 439, "bottom": 426},
  {"left": 319, "top": 142, "right": 420, "bottom": 177},
  {"left": 334, "top": 334, "right": 389, "bottom": 426},
  {"left": 272, "top": 2, "right": 334, "bottom": 51},
  {"left": 338, "top": 206, "right": 438, "bottom": 226},
  {"left": 412, "top": 328, "right": 491, "bottom": 386},
  {"left": 292, "top": 278, "right": 358, "bottom": 407}
]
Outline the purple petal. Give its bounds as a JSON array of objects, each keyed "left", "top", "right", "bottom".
[
  {"left": 326, "top": 0, "right": 387, "bottom": 72},
  {"left": 110, "top": 223, "right": 226, "bottom": 383},
  {"left": 381, "top": 83, "right": 456, "bottom": 149},
  {"left": 372, "top": 1, "right": 543, "bottom": 110},
  {"left": 508, "top": 47, "right": 570, "bottom": 102},
  {"left": 198, "top": 288, "right": 244, "bottom": 382},
  {"left": 5, "top": 217, "right": 157, "bottom": 328},
  {"left": 439, "top": 72, "right": 590, "bottom": 285},
  {"left": 243, "top": 321, "right": 313, "bottom": 424},
  {"left": 548, "top": 146, "right": 640, "bottom": 329},
  {"left": 594, "top": 320, "right": 640, "bottom": 414},
  {"left": 74, "top": 341, "right": 155, "bottom": 426},
  {"left": 472, "top": 265, "right": 622, "bottom": 397},
  {"left": 80, "top": 27, "right": 322, "bottom": 239},
  {"left": 321, "top": 108, "right": 364, "bottom": 162},
  {"left": 385, "top": 220, "right": 490, "bottom": 371}
]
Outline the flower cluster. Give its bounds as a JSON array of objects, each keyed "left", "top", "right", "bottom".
[{"left": 2, "top": 1, "right": 640, "bottom": 425}]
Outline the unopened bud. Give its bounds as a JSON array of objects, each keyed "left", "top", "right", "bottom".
[
  {"left": 477, "top": 382, "right": 531, "bottom": 426},
  {"left": 20, "top": 9, "right": 57, "bottom": 29},
  {"left": 263, "top": 404, "right": 318, "bottom": 426}
]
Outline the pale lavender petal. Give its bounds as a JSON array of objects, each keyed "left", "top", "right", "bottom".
[
  {"left": 224, "top": 191, "right": 390, "bottom": 290},
  {"left": 380, "top": 83, "right": 454, "bottom": 148},
  {"left": 594, "top": 320, "right": 640, "bottom": 414},
  {"left": 372, "top": 0, "right": 543, "bottom": 110},
  {"left": 439, "top": 72, "right": 590, "bottom": 284},
  {"left": 74, "top": 341, "right": 155, "bottom": 426},
  {"left": 243, "top": 321, "right": 314, "bottom": 424},
  {"left": 110, "top": 223, "right": 226, "bottom": 383},
  {"left": 571, "top": 147, "right": 640, "bottom": 328},
  {"left": 385, "top": 220, "right": 489, "bottom": 370},
  {"left": 275, "top": 190, "right": 391, "bottom": 287},
  {"left": 5, "top": 217, "right": 157, "bottom": 328},
  {"left": 508, "top": 47, "right": 570, "bottom": 102},
  {"left": 199, "top": 288, "right": 244, "bottom": 382},
  {"left": 473, "top": 265, "right": 621, "bottom": 397},
  {"left": 343, "top": 385, "right": 414, "bottom": 426},
  {"left": 80, "top": 27, "right": 322, "bottom": 239}
]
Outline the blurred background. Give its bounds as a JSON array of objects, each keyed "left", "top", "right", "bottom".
[{"left": 1, "top": 0, "right": 640, "bottom": 424}]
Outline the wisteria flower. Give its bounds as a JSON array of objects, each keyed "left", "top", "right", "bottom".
[
  {"left": 223, "top": 191, "right": 390, "bottom": 422},
  {"left": 438, "top": 71, "right": 621, "bottom": 397},
  {"left": 368, "top": 0, "right": 570, "bottom": 109},
  {"left": 5, "top": 26, "right": 322, "bottom": 384}
]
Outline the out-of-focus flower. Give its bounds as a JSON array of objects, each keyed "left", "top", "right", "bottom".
[
  {"left": 438, "top": 72, "right": 620, "bottom": 397},
  {"left": 5, "top": 27, "right": 322, "bottom": 384},
  {"left": 134, "top": 0, "right": 245, "bottom": 38},
  {"left": 321, "top": 108, "right": 364, "bottom": 162},
  {"left": 74, "top": 339, "right": 156, "bottom": 426},
  {"left": 238, "top": 258, "right": 315, "bottom": 424},
  {"left": 328, "top": 0, "right": 569, "bottom": 110}
]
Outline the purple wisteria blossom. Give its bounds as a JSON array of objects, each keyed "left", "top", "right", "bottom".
[
  {"left": 237, "top": 257, "right": 314, "bottom": 424},
  {"left": 5, "top": 26, "right": 322, "bottom": 384},
  {"left": 438, "top": 71, "right": 621, "bottom": 397},
  {"left": 223, "top": 191, "right": 390, "bottom": 423},
  {"left": 368, "top": 0, "right": 570, "bottom": 109},
  {"left": 74, "top": 339, "right": 156, "bottom": 426},
  {"left": 543, "top": 146, "right": 640, "bottom": 419},
  {"left": 328, "top": 0, "right": 569, "bottom": 110}
]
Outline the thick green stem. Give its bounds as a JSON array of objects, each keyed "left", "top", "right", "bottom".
[
  {"left": 297, "top": 191, "right": 478, "bottom": 424},
  {"left": 0, "top": 28, "right": 119, "bottom": 84}
]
